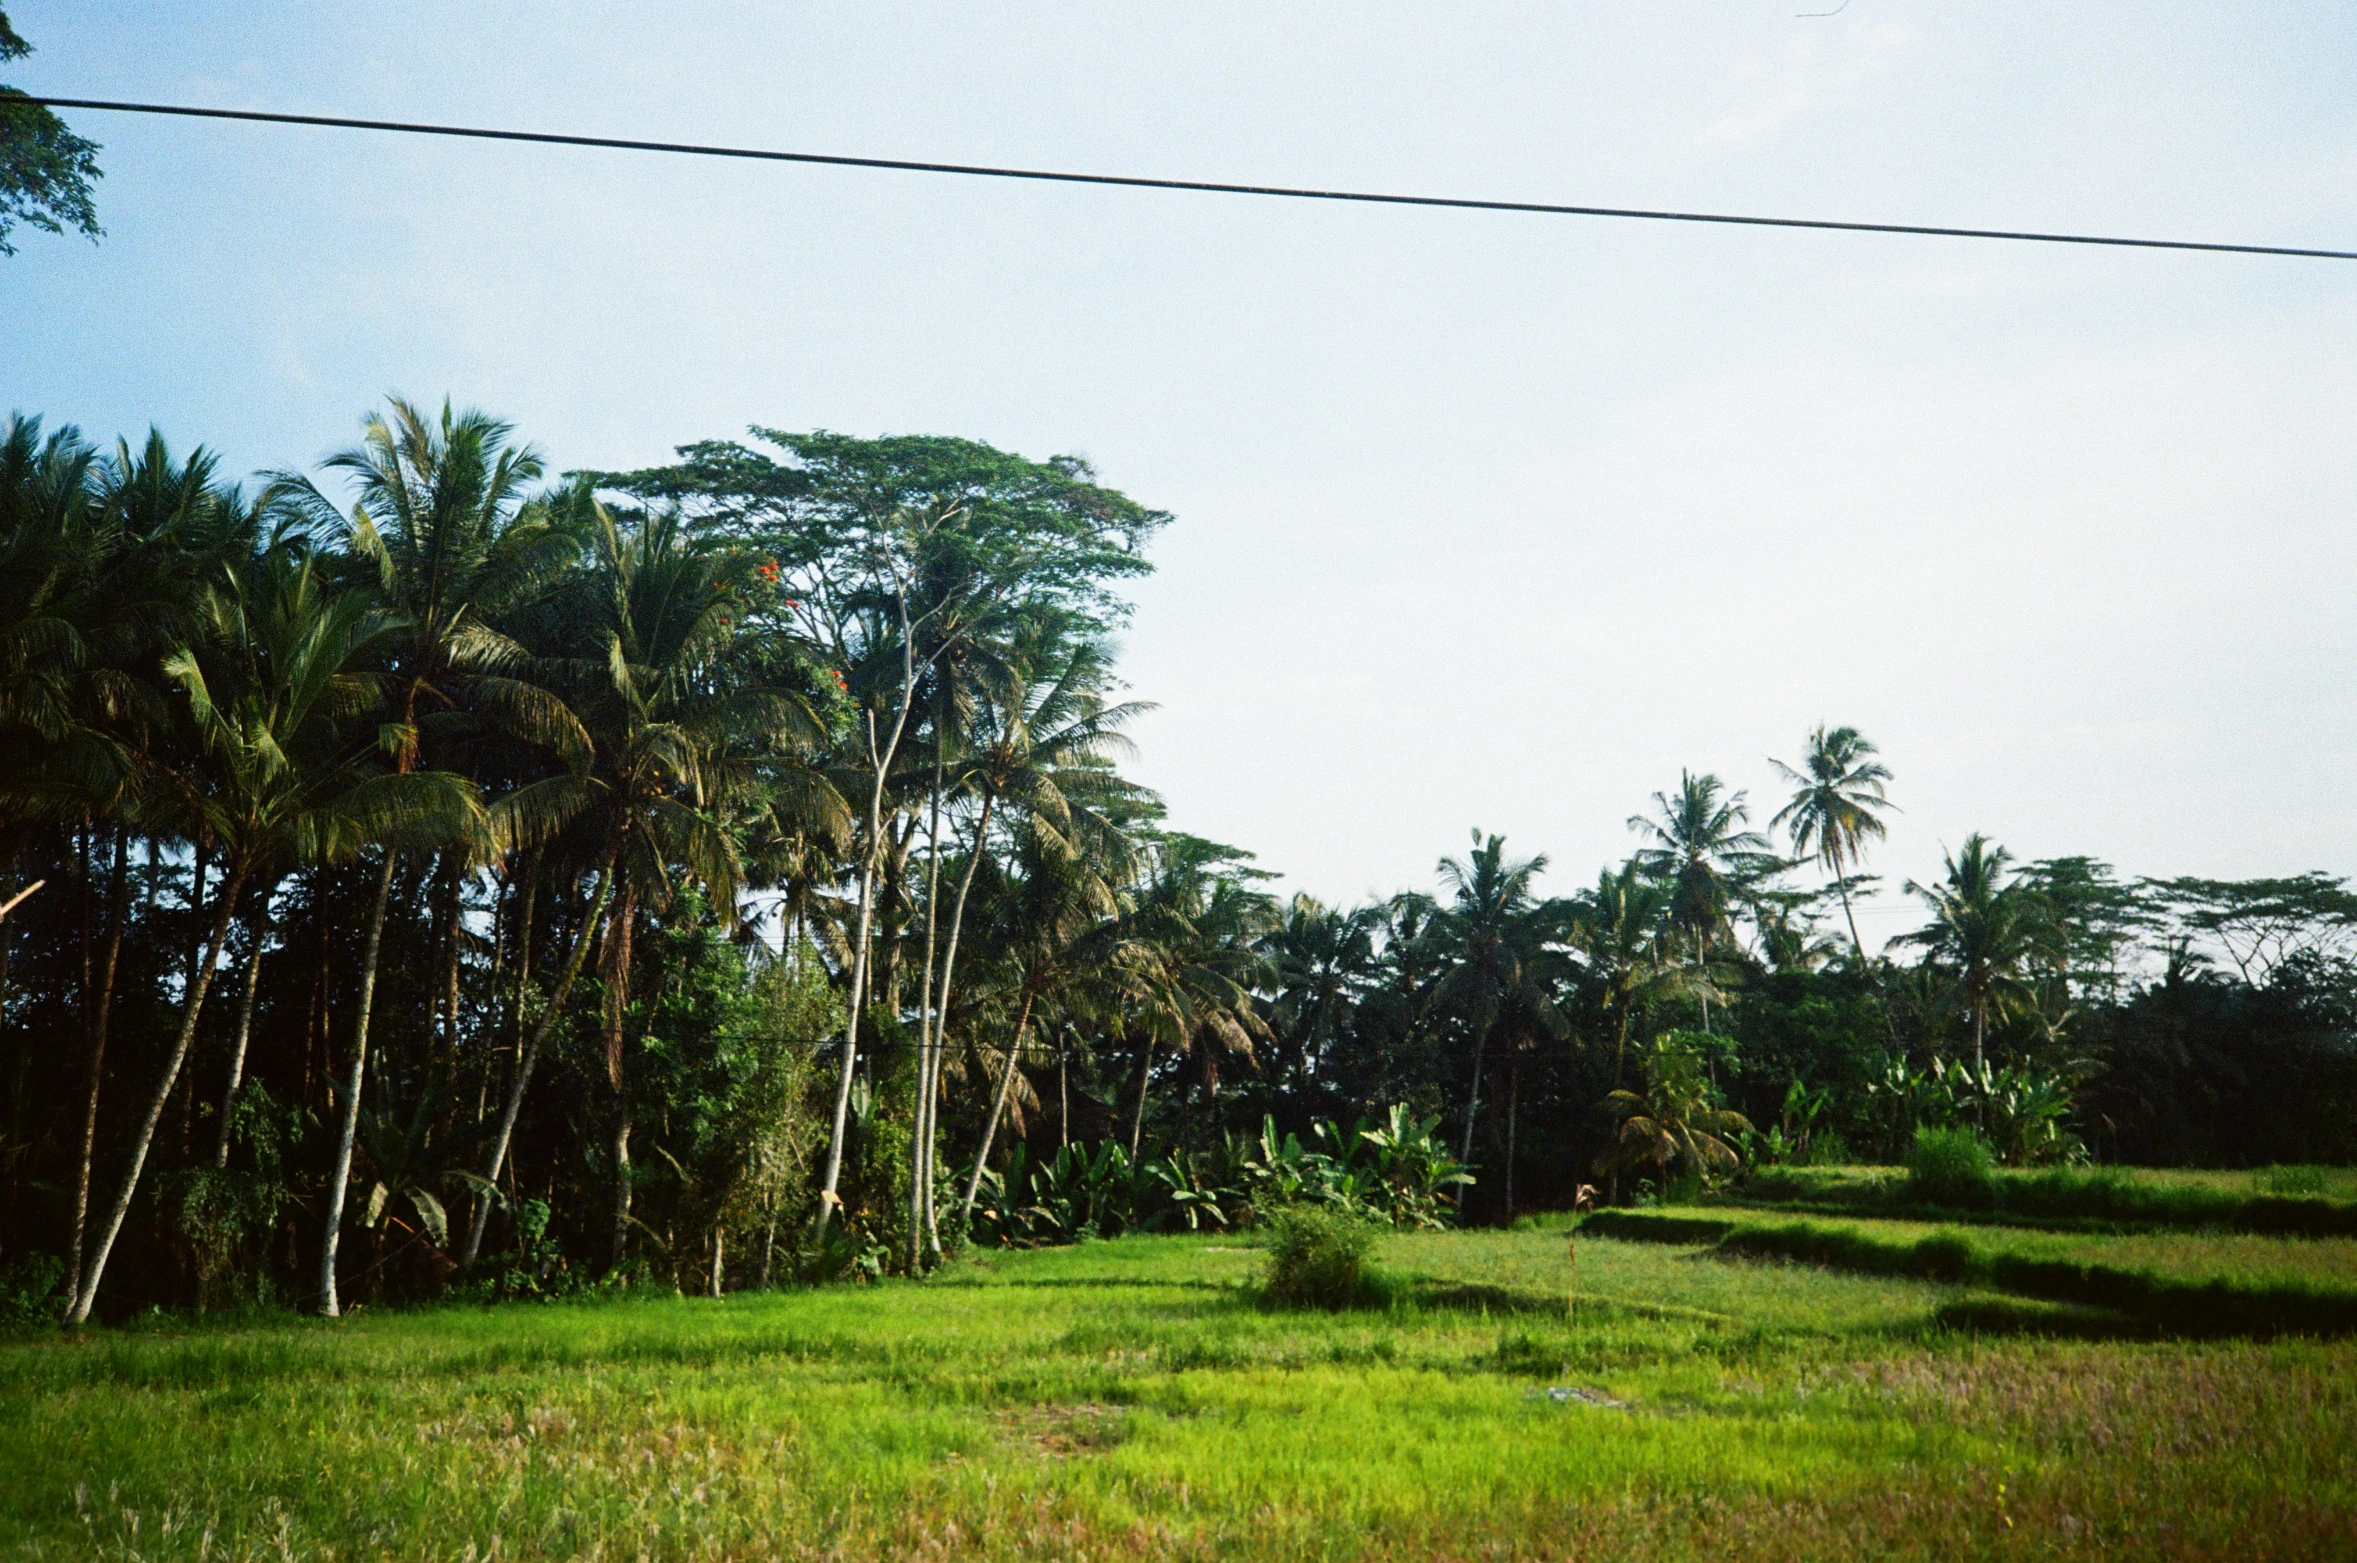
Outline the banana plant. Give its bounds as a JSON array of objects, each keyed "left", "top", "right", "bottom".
[{"left": 1357, "top": 1104, "right": 1475, "bottom": 1228}]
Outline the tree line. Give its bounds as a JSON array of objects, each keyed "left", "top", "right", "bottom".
[{"left": 1, "top": 399, "right": 2352, "bottom": 1322}]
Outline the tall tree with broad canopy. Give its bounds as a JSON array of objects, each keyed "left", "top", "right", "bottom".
[{"left": 600, "top": 431, "right": 1162, "bottom": 1240}]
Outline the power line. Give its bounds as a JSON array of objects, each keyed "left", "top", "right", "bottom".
[{"left": 22, "top": 95, "right": 2357, "bottom": 263}]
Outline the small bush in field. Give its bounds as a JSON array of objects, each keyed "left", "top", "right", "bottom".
[
  {"left": 1906, "top": 1127, "right": 1997, "bottom": 1209},
  {"left": 2259, "top": 1164, "right": 2328, "bottom": 1198},
  {"left": 1262, "top": 1207, "right": 1377, "bottom": 1309}
]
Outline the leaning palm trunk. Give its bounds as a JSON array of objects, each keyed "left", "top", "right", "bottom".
[
  {"left": 67, "top": 832, "right": 128, "bottom": 1302},
  {"left": 1459, "top": 1021, "right": 1489, "bottom": 1167},
  {"left": 907, "top": 764, "right": 945, "bottom": 1271},
  {"left": 1835, "top": 869, "right": 1869, "bottom": 969},
  {"left": 603, "top": 887, "right": 637, "bottom": 1275},
  {"left": 213, "top": 910, "right": 267, "bottom": 1168},
  {"left": 68, "top": 864, "right": 248, "bottom": 1325},
  {"left": 959, "top": 993, "right": 1035, "bottom": 1222},
  {"left": 319, "top": 853, "right": 397, "bottom": 1318},
  {"left": 924, "top": 794, "right": 995, "bottom": 1248},
  {"left": 815, "top": 823, "right": 881, "bottom": 1240},
  {"left": 460, "top": 858, "right": 613, "bottom": 1265},
  {"left": 816, "top": 684, "right": 921, "bottom": 1237},
  {"left": 1128, "top": 1036, "right": 1155, "bottom": 1157}
]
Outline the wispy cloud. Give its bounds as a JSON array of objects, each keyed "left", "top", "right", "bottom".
[{"left": 1698, "top": 24, "right": 1919, "bottom": 145}]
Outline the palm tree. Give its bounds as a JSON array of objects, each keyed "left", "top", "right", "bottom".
[
  {"left": 24, "top": 426, "right": 259, "bottom": 1308},
  {"left": 67, "top": 549, "right": 481, "bottom": 1324},
  {"left": 512, "top": 499, "right": 825, "bottom": 1271},
  {"left": 1567, "top": 861, "right": 1684, "bottom": 1088},
  {"left": 913, "top": 629, "right": 1145, "bottom": 1259},
  {"left": 1768, "top": 725, "right": 1896, "bottom": 965},
  {"left": 1601, "top": 1033, "right": 1753, "bottom": 1189},
  {"left": 1628, "top": 771, "right": 1777, "bottom": 949},
  {"left": 1755, "top": 891, "right": 1845, "bottom": 975},
  {"left": 1627, "top": 773, "right": 1776, "bottom": 1030},
  {"left": 1901, "top": 834, "right": 2059, "bottom": 1077},
  {"left": 1261, "top": 894, "right": 1384, "bottom": 1096},
  {"left": 1113, "top": 835, "right": 1276, "bottom": 1157},
  {"left": 272, "top": 398, "right": 588, "bottom": 1313},
  {"left": 1425, "top": 832, "right": 1569, "bottom": 1171},
  {"left": 953, "top": 822, "right": 1130, "bottom": 1223}
]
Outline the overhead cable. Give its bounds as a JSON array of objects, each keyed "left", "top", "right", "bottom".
[{"left": 20, "top": 95, "right": 2357, "bottom": 262}]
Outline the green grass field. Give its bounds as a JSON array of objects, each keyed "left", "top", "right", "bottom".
[{"left": 5, "top": 1223, "right": 2354, "bottom": 1561}]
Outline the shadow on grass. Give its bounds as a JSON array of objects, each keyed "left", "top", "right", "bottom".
[{"left": 1930, "top": 1296, "right": 2160, "bottom": 1341}]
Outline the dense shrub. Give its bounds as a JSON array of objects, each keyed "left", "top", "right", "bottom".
[
  {"left": 0, "top": 1254, "right": 67, "bottom": 1331},
  {"left": 1262, "top": 1207, "right": 1377, "bottom": 1309},
  {"left": 1906, "top": 1127, "right": 1997, "bottom": 1209},
  {"left": 2260, "top": 1164, "right": 2329, "bottom": 1198}
]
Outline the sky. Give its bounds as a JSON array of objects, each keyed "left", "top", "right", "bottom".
[{"left": 5, "top": 2, "right": 2354, "bottom": 945}]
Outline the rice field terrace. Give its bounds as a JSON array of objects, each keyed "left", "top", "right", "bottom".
[{"left": 5, "top": 1214, "right": 2355, "bottom": 1563}]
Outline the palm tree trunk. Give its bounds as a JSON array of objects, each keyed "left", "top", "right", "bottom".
[
  {"left": 214, "top": 904, "right": 267, "bottom": 1168},
  {"left": 709, "top": 1226, "right": 724, "bottom": 1298},
  {"left": 1459, "top": 1022, "right": 1488, "bottom": 1167},
  {"left": 908, "top": 757, "right": 945, "bottom": 1271},
  {"left": 319, "top": 853, "right": 397, "bottom": 1319},
  {"left": 507, "top": 860, "right": 539, "bottom": 1069},
  {"left": 430, "top": 862, "right": 464, "bottom": 1148},
  {"left": 960, "top": 992, "right": 1035, "bottom": 1221},
  {"left": 817, "top": 702, "right": 911, "bottom": 1239},
  {"left": 758, "top": 1193, "right": 777, "bottom": 1289},
  {"left": 603, "top": 887, "right": 637, "bottom": 1275},
  {"left": 1128, "top": 1036, "right": 1154, "bottom": 1156},
  {"left": 1836, "top": 871, "right": 1869, "bottom": 968},
  {"left": 1504, "top": 1062, "right": 1518, "bottom": 1221},
  {"left": 460, "top": 857, "right": 611, "bottom": 1266},
  {"left": 68, "top": 863, "right": 247, "bottom": 1326},
  {"left": 923, "top": 794, "right": 994, "bottom": 1252},
  {"left": 1971, "top": 997, "right": 1988, "bottom": 1132},
  {"left": 609, "top": 1108, "right": 634, "bottom": 1273},
  {"left": 176, "top": 843, "right": 208, "bottom": 1156},
  {"left": 67, "top": 831, "right": 127, "bottom": 1299}
]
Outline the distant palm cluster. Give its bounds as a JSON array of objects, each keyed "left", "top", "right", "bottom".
[{"left": 1, "top": 400, "right": 2351, "bottom": 1322}]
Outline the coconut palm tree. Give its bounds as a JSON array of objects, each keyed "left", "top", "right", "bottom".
[
  {"left": 1901, "top": 834, "right": 2060, "bottom": 1077},
  {"left": 1567, "top": 861, "right": 1685, "bottom": 1088},
  {"left": 271, "top": 399, "right": 591, "bottom": 1312},
  {"left": 912, "top": 629, "right": 1145, "bottom": 1258},
  {"left": 952, "top": 822, "right": 1130, "bottom": 1223},
  {"left": 1114, "top": 834, "right": 1276, "bottom": 1157},
  {"left": 67, "top": 549, "right": 481, "bottom": 1324},
  {"left": 1628, "top": 771, "right": 1777, "bottom": 951},
  {"left": 1601, "top": 1032, "right": 1753, "bottom": 1189},
  {"left": 513, "top": 499, "right": 828, "bottom": 1271},
  {"left": 1769, "top": 725, "right": 1896, "bottom": 965},
  {"left": 1627, "top": 773, "right": 1779, "bottom": 1030},
  {"left": 1422, "top": 833, "right": 1568, "bottom": 1166},
  {"left": 1260, "top": 894, "right": 1384, "bottom": 1095}
]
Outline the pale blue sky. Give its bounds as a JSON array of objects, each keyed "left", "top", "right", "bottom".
[{"left": 5, "top": 2, "right": 2353, "bottom": 936}]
